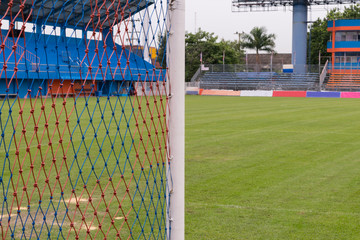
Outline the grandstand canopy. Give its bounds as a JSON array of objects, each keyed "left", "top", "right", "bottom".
[{"left": 1, "top": 0, "right": 153, "bottom": 27}]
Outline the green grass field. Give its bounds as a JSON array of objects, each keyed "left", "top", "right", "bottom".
[
  {"left": 3, "top": 95, "right": 360, "bottom": 239},
  {"left": 185, "top": 96, "right": 360, "bottom": 239},
  {"left": 0, "top": 96, "right": 167, "bottom": 239}
]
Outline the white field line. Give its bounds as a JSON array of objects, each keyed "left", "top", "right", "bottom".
[
  {"left": 239, "top": 129, "right": 355, "bottom": 135},
  {"left": 188, "top": 202, "right": 360, "bottom": 216}
]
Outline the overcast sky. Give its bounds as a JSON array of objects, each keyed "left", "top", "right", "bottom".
[{"left": 185, "top": 0, "right": 351, "bottom": 53}]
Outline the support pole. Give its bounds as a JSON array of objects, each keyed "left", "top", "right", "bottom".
[
  {"left": 143, "top": 2, "right": 151, "bottom": 63},
  {"left": 168, "top": 0, "right": 185, "bottom": 239},
  {"left": 60, "top": 25, "right": 66, "bottom": 42},
  {"left": 292, "top": 0, "right": 307, "bottom": 73}
]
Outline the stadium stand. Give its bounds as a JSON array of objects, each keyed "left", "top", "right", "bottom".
[
  {"left": 199, "top": 72, "right": 319, "bottom": 91},
  {"left": 323, "top": 74, "right": 360, "bottom": 91},
  {"left": 0, "top": 33, "right": 159, "bottom": 97},
  {"left": 0, "top": 0, "right": 164, "bottom": 99}
]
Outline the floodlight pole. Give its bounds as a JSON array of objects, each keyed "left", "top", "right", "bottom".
[
  {"left": 168, "top": 0, "right": 185, "bottom": 239},
  {"left": 292, "top": 0, "right": 308, "bottom": 73}
]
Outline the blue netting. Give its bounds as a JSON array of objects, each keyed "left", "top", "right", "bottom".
[{"left": 0, "top": 0, "right": 171, "bottom": 239}]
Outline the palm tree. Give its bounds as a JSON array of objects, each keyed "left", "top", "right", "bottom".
[{"left": 241, "top": 27, "right": 276, "bottom": 70}]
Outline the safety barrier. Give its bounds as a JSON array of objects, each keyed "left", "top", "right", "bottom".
[
  {"left": 306, "top": 91, "right": 341, "bottom": 98},
  {"left": 191, "top": 89, "right": 360, "bottom": 99},
  {"left": 273, "top": 91, "right": 307, "bottom": 98}
]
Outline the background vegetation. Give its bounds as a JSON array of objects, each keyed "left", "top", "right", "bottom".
[{"left": 185, "top": 30, "right": 244, "bottom": 81}]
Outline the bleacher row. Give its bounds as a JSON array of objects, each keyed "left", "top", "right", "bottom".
[
  {"left": 198, "top": 72, "right": 320, "bottom": 91},
  {"left": 323, "top": 74, "right": 360, "bottom": 91}
]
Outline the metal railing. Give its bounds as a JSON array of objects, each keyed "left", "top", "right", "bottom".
[
  {"left": 185, "top": 82, "right": 200, "bottom": 88},
  {"left": 3, "top": 38, "right": 40, "bottom": 64},
  {"left": 200, "top": 64, "right": 323, "bottom": 74},
  {"left": 0, "top": 62, "right": 164, "bottom": 81},
  {"left": 190, "top": 67, "right": 202, "bottom": 82},
  {"left": 328, "top": 61, "right": 360, "bottom": 74},
  {"left": 319, "top": 60, "right": 328, "bottom": 86}
]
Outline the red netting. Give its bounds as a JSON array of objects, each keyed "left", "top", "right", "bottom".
[{"left": 0, "top": 0, "right": 170, "bottom": 239}]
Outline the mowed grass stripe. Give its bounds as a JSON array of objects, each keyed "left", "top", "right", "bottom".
[{"left": 185, "top": 96, "right": 360, "bottom": 239}]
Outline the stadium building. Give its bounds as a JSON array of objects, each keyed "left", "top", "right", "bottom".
[
  {"left": 0, "top": 1, "right": 164, "bottom": 99},
  {"left": 325, "top": 19, "right": 360, "bottom": 90},
  {"left": 327, "top": 19, "right": 360, "bottom": 73}
]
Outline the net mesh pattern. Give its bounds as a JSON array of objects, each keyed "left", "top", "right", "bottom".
[{"left": 0, "top": 0, "right": 170, "bottom": 239}]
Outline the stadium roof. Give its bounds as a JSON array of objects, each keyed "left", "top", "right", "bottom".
[{"left": 1, "top": 0, "right": 153, "bottom": 27}]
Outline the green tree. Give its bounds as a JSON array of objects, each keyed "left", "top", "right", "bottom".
[
  {"left": 308, "top": 4, "right": 360, "bottom": 64},
  {"left": 156, "top": 33, "right": 167, "bottom": 68},
  {"left": 219, "top": 39, "right": 243, "bottom": 65},
  {"left": 241, "top": 26, "right": 276, "bottom": 66},
  {"left": 185, "top": 29, "right": 244, "bottom": 82},
  {"left": 308, "top": 18, "right": 329, "bottom": 65}
]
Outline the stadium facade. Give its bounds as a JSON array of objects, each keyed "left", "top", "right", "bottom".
[
  {"left": 0, "top": 1, "right": 164, "bottom": 99},
  {"left": 327, "top": 19, "right": 360, "bottom": 73}
]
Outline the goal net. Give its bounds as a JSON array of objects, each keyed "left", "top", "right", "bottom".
[{"left": 0, "top": 0, "right": 178, "bottom": 239}]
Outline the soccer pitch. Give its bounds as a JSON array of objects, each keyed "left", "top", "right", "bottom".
[{"left": 185, "top": 96, "right": 360, "bottom": 239}]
